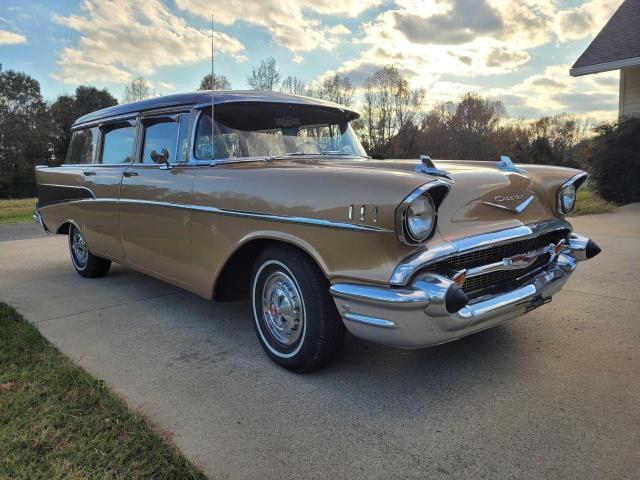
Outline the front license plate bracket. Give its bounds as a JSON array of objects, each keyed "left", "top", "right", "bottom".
[{"left": 525, "top": 295, "right": 552, "bottom": 313}]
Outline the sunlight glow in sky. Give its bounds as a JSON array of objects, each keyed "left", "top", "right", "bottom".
[{"left": 0, "top": 0, "right": 623, "bottom": 121}]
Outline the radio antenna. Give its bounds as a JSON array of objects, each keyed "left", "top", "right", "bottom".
[{"left": 210, "top": 14, "right": 215, "bottom": 164}]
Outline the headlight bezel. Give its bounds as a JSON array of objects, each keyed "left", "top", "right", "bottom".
[
  {"left": 396, "top": 181, "right": 450, "bottom": 246},
  {"left": 405, "top": 194, "right": 436, "bottom": 243},
  {"left": 556, "top": 172, "right": 588, "bottom": 215}
]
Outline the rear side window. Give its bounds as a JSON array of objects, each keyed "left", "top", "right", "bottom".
[
  {"left": 140, "top": 113, "right": 191, "bottom": 164},
  {"left": 65, "top": 127, "right": 99, "bottom": 164},
  {"left": 101, "top": 121, "right": 136, "bottom": 164}
]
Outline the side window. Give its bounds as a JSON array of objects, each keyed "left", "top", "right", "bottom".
[
  {"left": 194, "top": 110, "right": 242, "bottom": 160},
  {"left": 141, "top": 117, "right": 179, "bottom": 164},
  {"left": 101, "top": 122, "right": 136, "bottom": 164},
  {"left": 65, "top": 127, "right": 99, "bottom": 164}
]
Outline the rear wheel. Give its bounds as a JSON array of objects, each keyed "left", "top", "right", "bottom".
[
  {"left": 68, "top": 224, "right": 111, "bottom": 278},
  {"left": 251, "top": 245, "right": 345, "bottom": 372}
]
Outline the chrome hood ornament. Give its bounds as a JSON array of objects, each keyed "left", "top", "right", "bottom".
[
  {"left": 497, "top": 155, "right": 527, "bottom": 174},
  {"left": 415, "top": 154, "right": 454, "bottom": 182},
  {"left": 483, "top": 192, "right": 535, "bottom": 213}
]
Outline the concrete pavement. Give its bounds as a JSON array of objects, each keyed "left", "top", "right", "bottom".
[
  {"left": 0, "top": 221, "right": 46, "bottom": 242},
  {"left": 1, "top": 206, "right": 639, "bottom": 479}
]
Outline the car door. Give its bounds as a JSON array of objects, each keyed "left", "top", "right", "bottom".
[
  {"left": 118, "top": 111, "right": 197, "bottom": 288},
  {"left": 80, "top": 119, "right": 136, "bottom": 261}
]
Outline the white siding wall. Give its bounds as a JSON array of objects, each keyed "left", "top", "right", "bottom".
[{"left": 620, "top": 67, "right": 640, "bottom": 118}]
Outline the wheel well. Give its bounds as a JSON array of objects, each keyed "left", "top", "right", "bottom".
[
  {"left": 213, "top": 239, "right": 322, "bottom": 302},
  {"left": 57, "top": 222, "right": 70, "bottom": 235}
]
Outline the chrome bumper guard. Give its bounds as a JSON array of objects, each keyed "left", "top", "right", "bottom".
[{"left": 330, "top": 233, "right": 598, "bottom": 348}]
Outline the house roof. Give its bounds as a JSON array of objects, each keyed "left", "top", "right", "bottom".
[
  {"left": 570, "top": 0, "right": 640, "bottom": 76},
  {"left": 74, "top": 90, "right": 360, "bottom": 127}
]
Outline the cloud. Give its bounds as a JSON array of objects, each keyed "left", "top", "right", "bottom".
[
  {"left": 175, "top": 0, "right": 380, "bottom": 51},
  {"left": 317, "top": 0, "right": 563, "bottom": 88},
  {"left": 488, "top": 64, "right": 620, "bottom": 120},
  {"left": 393, "top": 0, "right": 504, "bottom": 45},
  {"left": 0, "top": 29, "right": 26, "bottom": 45},
  {"left": 310, "top": 0, "right": 621, "bottom": 122},
  {"left": 551, "top": 91, "right": 618, "bottom": 112},
  {"left": 292, "top": 54, "right": 305, "bottom": 64},
  {"left": 52, "top": 0, "right": 245, "bottom": 84},
  {"left": 485, "top": 47, "right": 530, "bottom": 69},
  {"left": 553, "top": 0, "right": 621, "bottom": 42}
]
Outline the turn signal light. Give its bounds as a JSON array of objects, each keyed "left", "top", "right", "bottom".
[
  {"left": 554, "top": 239, "right": 566, "bottom": 255},
  {"left": 452, "top": 270, "right": 466, "bottom": 287}
]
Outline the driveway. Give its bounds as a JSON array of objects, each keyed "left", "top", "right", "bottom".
[{"left": 1, "top": 206, "right": 639, "bottom": 479}]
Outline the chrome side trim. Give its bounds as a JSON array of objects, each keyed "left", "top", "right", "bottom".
[
  {"left": 37, "top": 197, "right": 390, "bottom": 233},
  {"left": 343, "top": 312, "right": 396, "bottom": 329},
  {"left": 557, "top": 171, "right": 588, "bottom": 215},
  {"left": 191, "top": 203, "right": 391, "bottom": 232},
  {"left": 389, "top": 218, "right": 572, "bottom": 286}
]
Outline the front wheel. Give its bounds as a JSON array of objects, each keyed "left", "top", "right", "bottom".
[
  {"left": 251, "top": 246, "right": 345, "bottom": 372},
  {"left": 68, "top": 224, "right": 111, "bottom": 278}
]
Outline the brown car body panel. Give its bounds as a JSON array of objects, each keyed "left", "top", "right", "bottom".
[
  {"left": 35, "top": 92, "right": 584, "bottom": 301},
  {"left": 36, "top": 154, "right": 581, "bottom": 300}
]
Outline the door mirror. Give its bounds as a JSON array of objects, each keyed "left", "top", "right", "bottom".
[{"left": 151, "top": 148, "right": 173, "bottom": 170}]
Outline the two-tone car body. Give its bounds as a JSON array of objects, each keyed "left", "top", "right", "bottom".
[{"left": 35, "top": 91, "right": 601, "bottom": 371}]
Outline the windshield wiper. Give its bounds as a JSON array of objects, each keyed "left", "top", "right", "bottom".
[{"left": 266, "top": 151, "right": 369, "bottom": 161}]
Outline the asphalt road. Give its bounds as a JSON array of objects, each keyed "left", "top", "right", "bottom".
[{"left": 1, "top": 207, "right": 639, "bottom": 480}]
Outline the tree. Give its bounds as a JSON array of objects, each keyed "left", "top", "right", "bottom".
[
  {"left": 0, "top": 70, "right": 51, "bottom": 198},
  {"left": 50, "top": 85, "right": 118, "bottom": 164},
  {"left": 588, "top": 118, "right": 640, "bottom": 204},
  {"left": 122, "top": 76, "right": 153, "bottom": 103},
  {"left": 362, "top": 65, "right": 425, "bottom": 156},
  {"left": 314, "top": 74, "right": 355, "bottom": 107},
  {"left": 247, "top": 57, "right": 280, "bottom": 91},
  {"left": 447, "top": 93, "right": 505, "bottom": 159},
  {"left": 280, "top": 76, "right": 306, "bottom": 95},
  {"left": 199, "top": 73, "right": 232, "bottom": 91}
]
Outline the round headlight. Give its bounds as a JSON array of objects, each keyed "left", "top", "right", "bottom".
[
  {"left": 559, "top": 184, "right": 576, "bottom": 214},
  {"left": 406, "top": 195, "right": 435, "bottom": 242}
]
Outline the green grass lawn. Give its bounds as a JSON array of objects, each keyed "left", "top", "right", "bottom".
[
  {"left": 0, "top": 303, "right": 206, "bottom": 480},
  {"left": 0, "top": 198, "right": 37, "bottom": 224},
  {"left": 569, "top": 185, "right": 616, "bottom": 217}
]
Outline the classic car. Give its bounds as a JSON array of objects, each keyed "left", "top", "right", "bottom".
[{"left": 34, "top": 91, "right": 601, "bottom": 372}]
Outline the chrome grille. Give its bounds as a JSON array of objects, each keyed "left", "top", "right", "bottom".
[{"left": 431, "top": 230, "right": 568, "bottom": 298}]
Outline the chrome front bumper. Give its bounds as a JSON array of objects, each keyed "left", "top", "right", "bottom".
[{"left": 330, "top": 233, "right": 597, "bottom": 348}]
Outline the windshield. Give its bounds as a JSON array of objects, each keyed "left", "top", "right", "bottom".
[{"left": 194, "top": 104, "right": 367, "bottom": 160}]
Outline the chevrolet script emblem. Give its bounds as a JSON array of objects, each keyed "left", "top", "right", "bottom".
[{"left": 483, "top": 193, "right": 534, "bottom": 213}]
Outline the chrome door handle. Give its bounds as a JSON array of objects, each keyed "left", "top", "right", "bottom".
[
  {"left": 83, "top": 170, "right": 96, "bottom": 176},
  {"left": 123, "top": 171, "right": 139, "bottom": 177}
]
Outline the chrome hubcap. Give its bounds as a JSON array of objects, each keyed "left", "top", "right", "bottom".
[
  {"left": 261, "top": 271, "right": 304, "bottom": 347},
  {"left": 71, "top": 228, "right": 88, "bottom": 267}
]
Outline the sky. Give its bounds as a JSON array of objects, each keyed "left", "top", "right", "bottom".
[{"left": 0, "top": 0, "right": 624, "bottom": 121}]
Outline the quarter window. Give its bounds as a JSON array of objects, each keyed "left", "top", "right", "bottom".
[
  {"left": 101, "top": 122, "right": 136, "bottom": 164},
  {"left": 141, "top": 113, "right": 191, "bottom": 164},
  {"left": 65, "top": 127, "right": 99, "bottom": 164}
]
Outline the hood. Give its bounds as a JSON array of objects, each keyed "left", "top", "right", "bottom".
[{"left": 276, "top": 156, "right": 580, "bottom": 242}]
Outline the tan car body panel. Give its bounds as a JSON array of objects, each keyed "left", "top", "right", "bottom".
[{"left": 36, "top": 156, "right": 581, "bottom": 300}]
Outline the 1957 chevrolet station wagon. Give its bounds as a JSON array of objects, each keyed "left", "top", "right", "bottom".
[{"left": 34, "top": 91, "right": 601, "bottom": 372}]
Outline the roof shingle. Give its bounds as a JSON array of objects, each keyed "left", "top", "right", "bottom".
[{"left": 571, "top": 0, "right": 640, "bottom": 76}]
